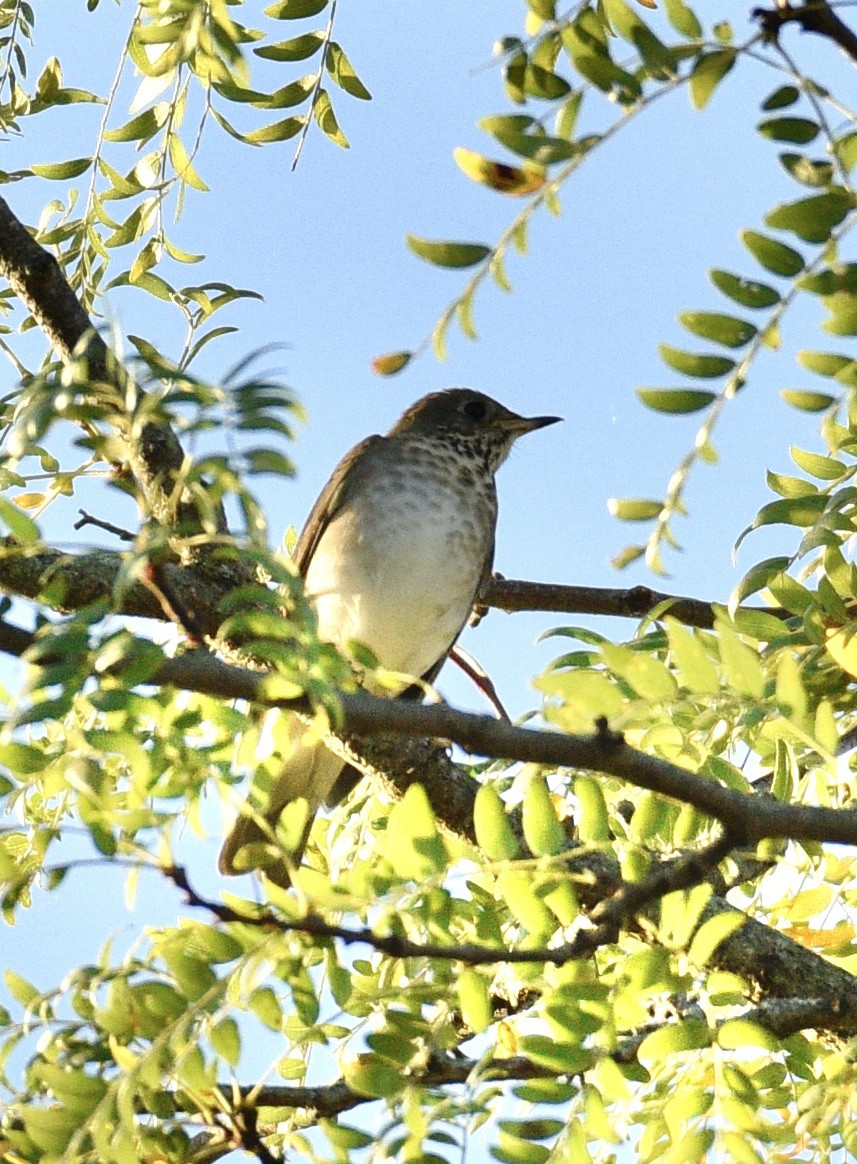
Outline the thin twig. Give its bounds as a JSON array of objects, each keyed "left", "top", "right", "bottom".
[
  {"left": 167, "top": 835, "right": 734, "bottom": 967},
  {"left": 290, "top": 0, "right": 338, "bottom": 171},
  {"left": 73, "top": 509, "right": 135, "bottom": 542}
]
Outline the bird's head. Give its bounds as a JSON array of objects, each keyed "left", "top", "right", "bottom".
[{"left": 390, "top": 388, "right": 561, "bottom": 470}]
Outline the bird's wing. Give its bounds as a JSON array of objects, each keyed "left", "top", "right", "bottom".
[{"left": 292, "top": 433, "right": 384, "bottom": 577}]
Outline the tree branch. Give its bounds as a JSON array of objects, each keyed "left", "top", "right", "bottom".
[
  {"left": 166, "top": 831, "right": 735, "bottom": 969},
  {"left": 0, "top": 620, "right": 852, "bottom": 849},
  {"left": 483, "top": 577, "right": 782, "bottom": 629},
  {"left": 0, "top": 541, "right": 233, "bottom": 635},
  {"left": 0, "top": 531, "right": 784, "bottom": 638},
  {"left": 0, "top": 195, "right": 243, "bottom": 555},
  {"left": 5, "top": 620, "right": 857, "bottom": 1028},
  {"left": 753, "top": 1, "right": 857, "bottom": 67},
  {"left": 133, "top": 649, "right": 857, "bottom": 849},
  {"left": 171, "top": 990, "right": 857, "bottom": 1156}
]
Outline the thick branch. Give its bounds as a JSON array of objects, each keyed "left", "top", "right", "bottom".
[
  {"left": 0, "top": 618, "right": 853, "bottom": 849},
  {"left": 0, "top": 614, "right": 849, "bottom": 850},
  {"left": 0, "top": 541, "right": 232, "bottom": 636},
  {"left": 0, "top": 536, "right": 786, "bottom": 638},
  {"left": 6, "top": 619, "right": 855, "bottom": 1030},
  {"left": 133, "top": 649, "right": 857, "bottom": 849},
  {"left": 0, "top": 195, "right": 237, "bottom": 543}
]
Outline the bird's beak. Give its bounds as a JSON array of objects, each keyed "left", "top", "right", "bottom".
[{"left": 493, "top": 413, "right": 563, "bottom": 436}]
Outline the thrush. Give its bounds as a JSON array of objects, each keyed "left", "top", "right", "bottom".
[{"left": 219, "top": 388, "right": 561, "bottom": 886}]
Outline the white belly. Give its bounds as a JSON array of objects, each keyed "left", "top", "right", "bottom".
[{"left": 303, "top": 474, "right": 490, "bottom": 685}]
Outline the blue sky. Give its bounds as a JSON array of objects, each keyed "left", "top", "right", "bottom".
[{"left": 4, "top": 0, "right": 856, "bottom": 1146}]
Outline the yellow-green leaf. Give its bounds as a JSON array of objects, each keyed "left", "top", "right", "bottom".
[{"left": 406, "top": 233, "right": 491, "bottom": 269}]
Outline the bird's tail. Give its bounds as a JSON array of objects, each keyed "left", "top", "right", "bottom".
[{"left": 218, "top": 716, "right": 344, "bottom": 888}]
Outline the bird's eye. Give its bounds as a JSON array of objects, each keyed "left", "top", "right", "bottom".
[{"left": 462, "top": 399, "right": 487, "bottom": 421}]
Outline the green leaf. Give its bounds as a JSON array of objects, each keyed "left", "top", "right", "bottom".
[
  {"left": 637, "top": 1018, "right": 709, "bottom": 1064},
  {"left": 659, "top": 344, "right": 734, "bottom": 378},
  {"left": 245, "top": 449, "right": 295, "bottom": 476},
  {"left": 457, "top": 968, "right": 493, "bottom": 1034},
  {"left": 31, "top": 157, "right": 92, "bottom": 180},
  {"left": 758, "top": 117, "right": 820, "bottom": 145},
  {"left": 730, "top": 556, "right": 790, "bottom": 609},
  {"left": 489, "top": 131, "right": 578, "bottom": 165},
  {"left": 383, "top": 784, "right": 447, "bottom": 879},
  {"left": 779, "top": 152, "right": 834, "bottom": 188},
  {"left": 211, "top": 1017, "right": 241, "bottom": 1066},
  {"left": 741, "top": 230, "right": 804, "bottom": 277},
  {"left": 612, "top": 543, "right": 645, "bottom": 569},
  {"left": 497, "top": 869, "right": 555, "bottom": 935},
  {"left": 527, "top": 0, "right": 556, "bottom": 17},
  {"left": 607, "top": 497, "right": 662, "bottom": 521},
  {"left": 522, "top": 775, "right": 565, "bottom": 856},
  {"left": 5, "top": 969, "right": 39, "bottom": 1006},
  {"left": 797, "top": 350, "right": 854, "bottom": 378},
  {"left": 249, "top": 986, "right": 282, "bottom": 1030},
  {"left": 326, "top": 42, "right": 371, "bottom": 100},
  {"left": 822, "top": 299, "right": 857, "bottom": 336},
  {"left": 572, "top": 52, "right": 640, "bottom": 100},
  {"left": 343, "top": 1055, "right": 403, "bottom": 1098},
  {"left": 601, "top": 642, "right": 677, "bottom": 701},
  {"left": 0, "top": 742, "right": 48, "bottom": 774},
  {"left": 751, "top": 495, "right": 828, "bottom": 528},
  {"left": 104, "top": 106, "right": 166, "bottom": 143},
  {"left": 664, "top": 0, "right": 702, "bottom": 39},
  {"left": 709, "top": 269, "right": 780, "bottom": 309},
  {"left": 474, "top": 784, "right": 520, "bottom": 860},
  {"left": 168, "top": 135, "right": 208, "bottom": 191},
  {"left": 780, "top": 388, "right": 835, "bottom": 412},
  {"left": 835, "top": 131, "right": 857, "bottom": 171},
  {"left": 254, "top": 33, "right": 325, "bottom": 61},
  {"left": 790, "top": 446, "right": 845, "bottom": 480},
  {"left": 499, "top": 1119, "right": 564, "bottom": 1143},
  {"left": 765, "top": 190, "right": 853, "bottom": 244},
  {"left": 243, "top": 116, "right": 305, "bottom": 144},
  {"left": 766, "top": 469, "right": 817, "bottom": 499},
  {"left": 636, "top": 388, "right": 716, "bottom": 413},
  {"left": 479, "top": 113, "right": 538, "bottom": 141},
  {"left": 129, "top": 238, "right": 158, "bottom": 284},
  {"left": 492, "top": 1133, "right": 551, "bottom": 1164},
  {"left": 313, "top": 89, "right": 349, "bottom": 147},
  {"left": 689, "top": 49, "right": 734, "bottom": 111},
  {"left": 718, "top": 1018, "right": 780, "bottom": 1052},
  {"left": 716, "top": 621, "right": 764, "bottom": 698},
  {"left": 664, "top": 619, "right": 719, "bottom": 694},
  {"left": 601, "top": 0, "right": 675, "bottom": 77},
  {"left": 0, "top": 496, "right": 39, "bottom": 542},
  {"left": 525, "top": 64, "right": 571, "bottom": 100},
  {"left": 574, "top": 775, "right": 609, "bottom": 843},
  {"left": 554, "top": 93, "right": 583, "bottom": 140},
  {"left": 21, "top": 1108, "right": 78, "bottom": 1156},
  {"left": 118, "top": 270, "right": 174, "bottom": 300},
  {"left": 406, "top": 234, "right": 491, "bottom": 269},
  {"left": 679, "top": 311, "right": 756, "bottom": 347},
  {"left": 265, "top": 0, "right": 327, "bottom": 17},
  {"left": 762, "top": 85, "right": 800, "bottom": 110},
  {"left": 799, "top": 265, "right": 857, "bottom": 295}
]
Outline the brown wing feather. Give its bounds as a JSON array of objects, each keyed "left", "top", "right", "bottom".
[{"left": 292, "top": 434, "right": 384, "bottom": 577}]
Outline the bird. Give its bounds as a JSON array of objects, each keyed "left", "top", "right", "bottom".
[{"left": 219, "top": 388, "right": 561, "bottom": 886}]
